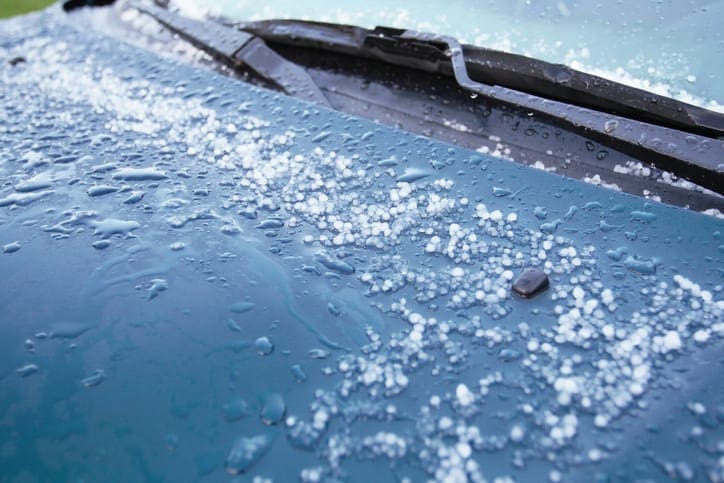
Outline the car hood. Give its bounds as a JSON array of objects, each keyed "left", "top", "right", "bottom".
[{"left": 1, "top": 8, "right": 723, "bottom": 482}]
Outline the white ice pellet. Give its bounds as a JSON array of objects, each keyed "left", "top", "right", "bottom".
[
  {"left": 588, "top": 448, "right": 603, "bottom": 462},
  {"left": 456, "top": 384, "right": 475, "bottom": 406},
  {"left": 489, "top": 210, "right": 503, "bottom": 221},
  {"left": 594, "top": 414, "right": 608, "bottom": 428},
  {"left": 439, "top": 416, "right": 454, "bottom": 430},
  {"left": 661, "top": 330, "right": 682, "bottom": 352},
  {"left": 693, "top": 329, "right": 710, "bottom": 343},
  {"left": 509, "top": 425, "right": 525, "bottom": 442},
  {"left": 455, "top": 442, "right": 472, "bottom": 459},
  {"left": 450, "top": 267, "right": 465, "bottom": 278},
  {"left": 601, "top": 288, "right": 614, "bottom": 305}
]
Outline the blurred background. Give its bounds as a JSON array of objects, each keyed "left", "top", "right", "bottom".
[{"left": 0, "top": 0, "right": 54, "bottom": 17}]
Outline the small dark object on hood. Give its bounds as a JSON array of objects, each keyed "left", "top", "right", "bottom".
[{"left": 512, "top": 268, "right": 550, "bottom": 299}]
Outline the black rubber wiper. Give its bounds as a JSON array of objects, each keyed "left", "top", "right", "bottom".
[
  {"left": 235, "top": 20, "right": 724, "bottom": 140},
  {"left": 132, "top": 3, "right": 330, "bottom": 106},
  {"left": 133, "top": 5, "right": 723, "bottom": 194}
]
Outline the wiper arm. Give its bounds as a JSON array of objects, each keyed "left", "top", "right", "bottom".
[
  {"left": 132, "top": 6, "right": 723, "bottom": 194},
  {"left": 399, "top": 30, "right": 724, "bottom": 194},
  {"left": 133, "top": 3, "right": 330, "bottom": 106},
  {"left": 237, "top": 20, "right": 723, "bottom": 139}
]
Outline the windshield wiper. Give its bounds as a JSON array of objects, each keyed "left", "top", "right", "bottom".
[
  {"left": 131, "top": 4, "right": 330, "bottom": 106},
  {"left": 235, "top": 21, "right": 723, "bottom": 140},
  {"left": 132, "top": 3, "right": 723, "bottom": 194}
]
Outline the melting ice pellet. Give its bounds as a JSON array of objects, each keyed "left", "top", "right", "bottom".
[{"left": 255, "top": 336, "right": 274, "bottom": 356}]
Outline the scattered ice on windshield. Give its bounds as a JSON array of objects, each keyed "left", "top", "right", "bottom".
[{"left": 566, "top": 60, "right": 724, "bottom": 114}]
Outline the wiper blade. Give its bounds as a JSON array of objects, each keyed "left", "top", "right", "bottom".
[
  {"left": 399, "top": 30, "right": 724, "bottom": 193},
  {"left": 133, "top": 3, "right": 330, "bottom": 106},
  {"left": 131, "top": 6, "right": 723, "bottom": 194},
  {"left": 238, "top": 20, "right": 723, "bottom": 139}
]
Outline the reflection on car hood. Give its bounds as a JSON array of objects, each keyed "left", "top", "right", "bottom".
[{"left": 1, "top": 9, "right": 723, "bottom": 482}]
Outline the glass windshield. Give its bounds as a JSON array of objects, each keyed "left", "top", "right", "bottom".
[{"left": 174, "top": 0, "right": 724, "bottom": 111}]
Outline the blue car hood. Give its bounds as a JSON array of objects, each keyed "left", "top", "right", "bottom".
[{"left": 1, "top": 9, "right": 722, "bottom": 482}]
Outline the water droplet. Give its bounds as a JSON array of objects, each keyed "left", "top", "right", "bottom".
[
  {"left": 226, "top": 319, "right": 241, "bottom": 332},
  {"left": 16, "top": 364, "right": 39, "bottom": 377},
  {"left": 630, "top": 210, "right": 656, "bottom": 223},
  {"left": 222, "top": 399, "right": 249, "bottom": 421},
  {"left": 229, "top": 301, "right": 255, "bottom": 314},
  {"left": 291, "top": 364, "right": 307, "bottom": 382},
  {"left": 225, "top": 434, "right": 272, "bottom": 475},
  {"left": 599, "top": 221, "right": 621, "bottom": 232},
  {"left": 314, "top": 251, "right": 355, "bottom": 275},
  {"left": 122, "top": 191, "right": 146, "bottom": 204},
  {"left": 112, "top": 167, "right": 167, "bottom": 181},
  {"left": 540, "top": 219, "right": 562, "bottom": 234},
  {"left": 81, "top": 369, "right": 105, "bottom": 388},
  {"left": 327, "top": 302, "right": 341, "bottom": 316},
  {"left": 49, "top": 321, "right": 91, "bottom": 339},
  {"left": 254, "top": 336, "right": 274, "bottom": 356},
  {"left": 623, "top": 256, "right": 657, "bottom": 275},
  {"left": 308, "top": 348, "right": 330, "bottom": 359},
  {"left": 91, "top": 238, "right": 112, "bottom": 250},
  {"left": 164, "top": 433, "right": 178, "bottom": 451},
  {"left": 147, "top": 279, "right": 168, "bottom": 300},
  {"left": 0, "top": 190, "right": 53, "bottom": 208},
  {"left": 239, "top": 207, "right": 258, "bottom": 219},
  {"left": 492, "top": 186, "right": 512, "bottom": 197},
  {"left": 396, "top": 168, "right": 429, "bottom": 183},
  {"left": 430, "top": 159, "right": 446, "bottom": 170},
  {"left": 260, "top": 393, "right": 286, "bottom": 425},
  {"left": 90, "top": 218, "right": 140, "bottom": 238},
  {"left": 15, "top": 172, "right": 52, "bottom": 192},
  {"left": 604, "top": 120, "right": 619, "bottom": 133},
  {"left": 311, "top": 131, "right": 331, "bottom": 143},
  {"left": 256, "top": 218, "right": 284, "bottom": 230},
  {"left": 2, "top": 241, "right": 21, "bottom": 254},
  {"left": 378, "top": 157, "right": 398, "bottom": 167},
  {"left": 563, "top": 205, "right": 578, "bottom": 220},
  {"left": 583, "top": 201, "right": 602, "bottom": 210},
  {"left": 86, "top": 185, "right": 118, "bottom": 197}
]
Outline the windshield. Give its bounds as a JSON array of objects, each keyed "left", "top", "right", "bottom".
[{"left": 173, "top": 0, "right": 724, "bottom": 112}]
